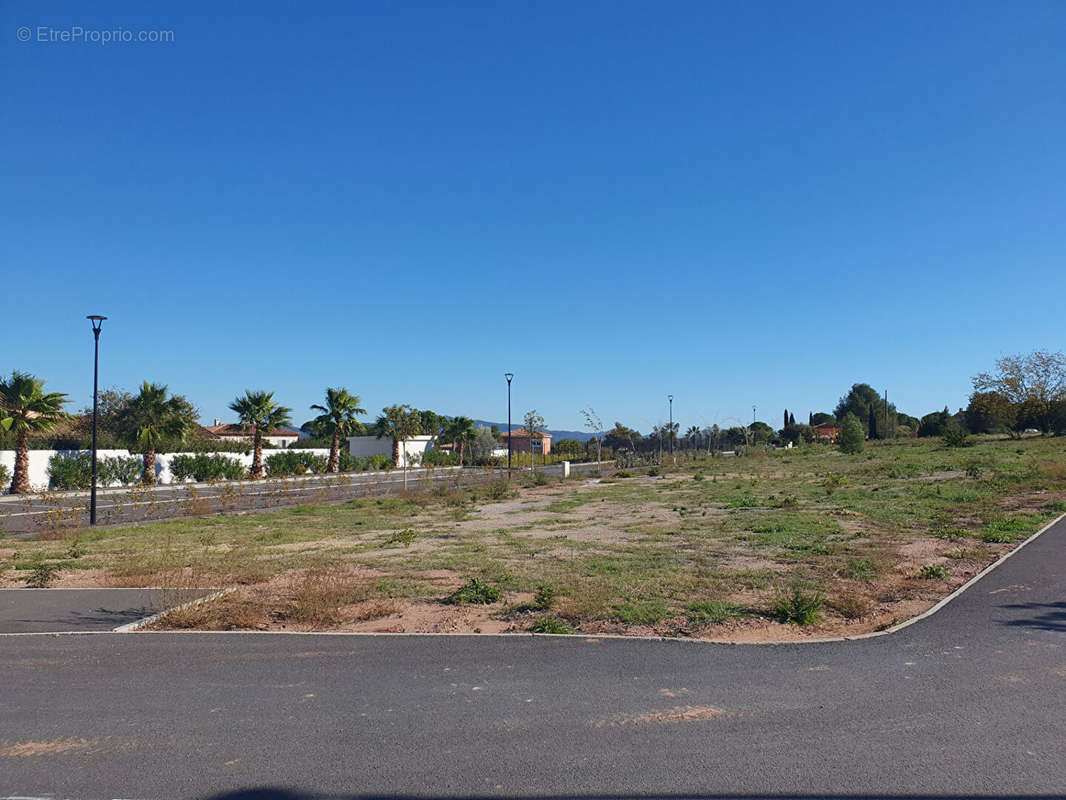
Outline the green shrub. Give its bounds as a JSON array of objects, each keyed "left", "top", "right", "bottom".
[
  {"left": 933, "top": 527, "right": 968, "bottom": 540},
  {"left": 942, "top": 420, "right": 972, "bottom": 448},
  {"left": 919, "top": 564, "right": 949, "bottom": 579},
  {"left": 25, "top": 561, "right": 60, "bottom": 588},
  {"left": 382, "top": 528, "right": 417, "bottom": 548},
  {"left": 1044, "top": 500, "right": 1066, "bottom": 513},
  {"left": 613, "top": 470, "right": 633, "bottom": 478},
  {"left": 265, "top": 451, "right": 327, "bottom": 477},
  {"left": 692, "top": 473, "right": 704, "bottom": 482},
  {"left": 533, "top": 471, "right": 551, "bottom": 486},
  {"left": 48, "top": 453, "right": 92, "bottom": 490},
  {"left": 771, "top": 583, "right": 824, "bottom": 626},
  {"left": 529, "top": 616, "right": 576, "bottom": 634},
  {"left": 169, "top": 453, "right": 246, "bottom": 482},
  {"left": 533, "top": 584, "right": 556, "bottom": 611},
  {"left": 647, "top": 467, "right": 660, "bottom": 477},
  {"left": 979, "top": 516, "right": 1032, "bottom": 543},
  {"left": 686, "top": 599, "right": 742, "bottom": 625},
  {"left": 0, "top": 463, "right": 9, "bottom": 491},
  {"left": 422, "top": 448, "right": 460, "bottom": 467},
  {"left": 99, "top": 455, "right": 143, "bottom": 486},
  {"left": 443, "top": 578, "right": 502, "bottom": 605}
]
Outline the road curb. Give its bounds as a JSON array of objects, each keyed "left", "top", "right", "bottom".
[{"left": 111, "top": 587, "right": 234, "bottom": 632}]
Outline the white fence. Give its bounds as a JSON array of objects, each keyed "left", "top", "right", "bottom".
[{"left": 0, "top": 448, "right": 332, "bottom": 491}]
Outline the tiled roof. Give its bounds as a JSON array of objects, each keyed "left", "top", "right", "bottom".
[
  {"left": 498, "top": 429, "right": 552, "bottom": 438},
  {"left": 204, "top": 424, "right": 298, "bottom": 438}
]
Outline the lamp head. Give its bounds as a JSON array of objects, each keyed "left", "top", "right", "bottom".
[
  {"left": 87, "top": 315, "right": 107, "bottom": 333},
  {"left": 504, "top": 372, "right": 514, "bottom": 382}
]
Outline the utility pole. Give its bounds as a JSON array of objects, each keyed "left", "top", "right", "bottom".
[
  {"left": 668, "top": 395, "right": 674, "bottom": 460},
  {"left": 505, "top": 373, "right": 514, "bottom": 478},
  {"left": 87, "top": 315, "right": 107, "bottom": 525}
]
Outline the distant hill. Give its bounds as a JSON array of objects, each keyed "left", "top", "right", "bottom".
[{"left": 472, "top": 420, "right": 597, "bottom": 443}]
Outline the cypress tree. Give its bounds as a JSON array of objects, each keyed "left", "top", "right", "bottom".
[{"left": 789, "top": 412, "right": 796, "bottom": 427}]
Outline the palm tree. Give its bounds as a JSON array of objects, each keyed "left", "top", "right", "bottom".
[
  {"left": 686, "top": 425, "right": 701, "bottom": 451},
  {"left": 115, "top": 382, "right": 198, "bottom": 485},
  {"left": 228, "top": 391, "right": 293, "bottom": 479},
  {"left": 0, "top": 371, "right": 71, "bottom": 494},
  {"left": 373, "top": 405, "right": 421, "bottom": 489},
  {"left": 445, "top": 416, "right": 477, "bottom": 465},
  {"left": 310, "top": 388, "right": 367, "bottom": 473}
]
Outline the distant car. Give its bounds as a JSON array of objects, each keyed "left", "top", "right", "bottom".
[{"left": 1024, "top": 428, "right": 1040, "bottom": 434}]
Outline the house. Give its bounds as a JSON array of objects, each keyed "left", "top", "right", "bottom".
[
  {"left": 812, "top": 423, "right": 840, "bottom": 443},
  {"left": 497, "top": 428, "right": 552, "bottom": 455},
  {"left": 204, "top": 419, "right": 300, "bottom": 449}
]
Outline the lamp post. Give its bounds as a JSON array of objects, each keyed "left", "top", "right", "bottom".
[
  {"left": 504, "top": 373, "right": 514, "bottom": 478},
  {"left": 668, "top": 394, "right": 674, "bottom": 459},
  {"left": 87, "top": 315, "right": 107, "bottom": 525}
]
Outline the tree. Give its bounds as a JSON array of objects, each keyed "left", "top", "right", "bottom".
[
  {"left": 418, "top": 410, "right": 446, "bottom": 444},
  {"left": 811, "top": 412, "right": 836, "bottom": 426},
  {"left": 973, "top": 350, "right": 1066, "bottom": 435},
  {"left": 373, "top": 405, "right": 421, "bottom": 488},
  {"left": 523, "top": 410, "right": 546, "bottom": 472},
  {"left": 749, "top": 421, "right": 774, "bottom": 444},
  {"left": 918, "top": 408, "right": 951, "bottom": 438},
  {"left": 685, "top": 425, "right": 701, "bottom": 450},
  {"left": 115, "top": 382, "right": 198, "bottom": 485},
  {"left": 965, "top": 391, "right": 1017, "bottom": 435},
  {"left": 604, "top": 422, "right": 640, "bottom": 453},
  {"left": 834, "top": 384, "right": 896, "bottom": 438},
  {"left": 228, "top": 391, "right": 293, "bottom": 479},
  {"left": 471, "top": 426, "right": 497, "bottom": 460},
  {"left": 444, "top": 416, "right": 477, "bottom": 465},
  {"left": 837, "top": 413, "right": 865, "bottom": 454},
  {"left": 580, "top": 407, "right": 604, "bottom": 463},
  {"left": 310, "top": 388, "right": 367, "bottom": 473},
  {"left": 0, "top": 372, "right": 71, "bottom": 494}
]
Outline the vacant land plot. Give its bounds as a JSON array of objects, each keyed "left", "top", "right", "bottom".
[{"left": 1, "top": 437, "right": 1063, "bottom": 641}]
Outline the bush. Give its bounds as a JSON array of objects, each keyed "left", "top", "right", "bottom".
[
  {"left": 265, "top": 451, "right": 327, "bottom": 477},
  {"left": 421, "top": 448, "right": 460, "bottom": 467},
  {"left": 25, "top": 561, "right": 60, "bottom": 588},
  {"left": 942, "top": 420, "right": 972, "bottom": 448},
  {"left": 0, "top": 463, "right": 9, "bottom": 491},
  {"left": 837, "top": 413, "right": 865, "bottom": 455},
  {"left": 48, "top": 453, "right": 92, "bottom": 490},
  {"left": 169, "top": 453, "right": 246, "bottom": 483},
  {"left": 529, "top": 616, "right": 576, "bottom": 634},
  {"left": 771, "top": 583, "right": 824, "bottom": 626},
  {"left": 919, "top": 564, "right": 949, "bottom": 579},
  {"left": 533, "top": 584, "right": 556, "bottom": 611},
  {"left": 99, "top": 455, "right": 143, "bottom": 486},
  {"left": 613, "top": 470, "right": 633, "bottom": 478},
  {"left": 443, "top": 578, "right": 502, "bottom": 605},
  {"left": 843, "top": 557, "right": 879, "bottom": 580}
]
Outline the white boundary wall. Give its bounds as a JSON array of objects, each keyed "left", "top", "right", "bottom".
[
  {"left": 347, "top": 435, "right": 434, "bottom": 470},
  {"left": 0, "top": 448, "right": 332, "bottom": 491}
]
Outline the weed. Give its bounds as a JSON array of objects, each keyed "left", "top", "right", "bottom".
[
  {"left": 842, "top": 557, "right": 879, "bottom": 581},
  {"left": 828, "top": 591, "right": 872, "bottom": 619},
  {"left": 25, "top": 561, "right": 60, "bottom": 588},
  {"left": 692, "top": 473, "right": 705, "bottom": 482},
  {"left": 613, "top": 600, "right": 669, "bottom": 625},
  {"left": 529, "top": 616, "right": 576, "bottom": 634},
  {"left": 1044, "top": 500, "right": 1066, "bottom": 513},
  {"left": 66, "top": 537, "right": 85, "bottom": 559},
  {"left": 933, "top": 527, "right": 968, "bottom": 540},
  {"left": 919, "top": 564, "right": 949, "bottom": 579},
  {"left": 647, "top": 467, "right": 660, "bottom": 477},
  {"left": 443, "top": 578, "right": 502, "bottom": 605},
  {"left": 486, "top": 479, "right": 511, "bottom": 500},
  {"left": 613, "top": 470, "right": 633, "bottom": 478},
  {"left": 382, "top": 529, "right": 417, "bottom": 548},
  {"left": 686, "top": 599, "right": 742, "bottom": 625},
  {"left": 771, "top": 583, "right": 824, "bottom": 626}
]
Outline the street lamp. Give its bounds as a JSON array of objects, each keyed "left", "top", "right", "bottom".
[
  {"left": 87, "top": 315, "right": 107, "bottom": 525},
  {"left": 668, "top": 394, "right": 674, "bottom": 458},
  {"left": 504, "top": 373, "right": 514, "bottom": 478}
]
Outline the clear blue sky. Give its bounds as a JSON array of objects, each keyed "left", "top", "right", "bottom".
[{"left": 3, "top": 1, "right": 1064, "bottom": 433}]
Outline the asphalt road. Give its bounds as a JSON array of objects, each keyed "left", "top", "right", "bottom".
[
  {"left": 1, "top": 518, "right": 1063, "bottom": 800},
  {"left": 0, "top": 588, "right": 214, "bottom": 633}
]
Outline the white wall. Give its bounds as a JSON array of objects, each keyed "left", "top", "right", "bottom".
[
  {"left": 347, "top": 435, "right": 434, "bottom": 469},
  {"left": 0, "top": 448, "right": 333, "bottom": 491}
]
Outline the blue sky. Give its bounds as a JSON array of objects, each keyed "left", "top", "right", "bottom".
[{"left": 3, "top": 1, "right": 1064, "bottom": 433}]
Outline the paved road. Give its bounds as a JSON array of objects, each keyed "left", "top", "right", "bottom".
[
  {"left": 1, "top": 518, "right": 1063, "bottom": 799},
  {"left": 0, "top": 588, "right": 213, "bottom": 633}
]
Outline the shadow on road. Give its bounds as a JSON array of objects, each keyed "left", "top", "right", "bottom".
[{"left": 999, "top": 600, "right": 1066, "bottom": 632}]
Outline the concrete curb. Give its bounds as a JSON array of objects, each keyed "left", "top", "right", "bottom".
[{"left": 111, "top": 587, "right": 234, "bottom": 632}]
